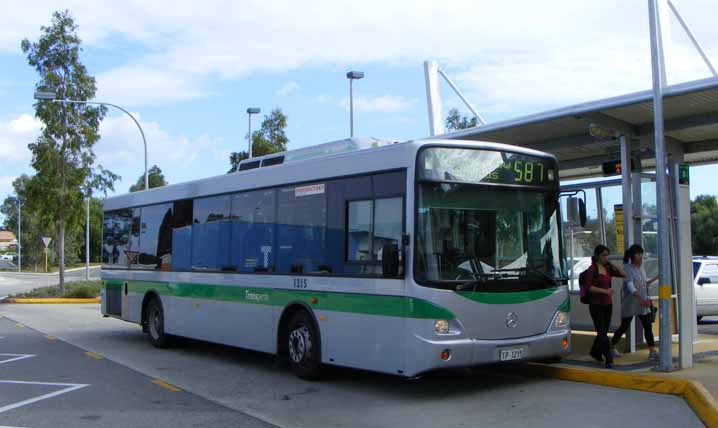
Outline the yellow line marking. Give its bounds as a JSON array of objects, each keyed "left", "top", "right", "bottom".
[
  {"left": 151, "top": 379, "right": 182, "bottom": 392},
  {"left": 46, "top": 336, "right": 57, "bottom": 341},
  {"left": 15, "top": 324, "right": 24, "bottom": 328},
  {"left": 84, "top": 352, "right": 103, "bottom": 360},
  {"left": 8, "top": 298, "right": 100, "bottom": 304}
]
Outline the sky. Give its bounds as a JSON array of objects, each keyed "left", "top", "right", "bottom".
[{"left": 1, "top": 0, "right": 717, "bottom": 223}]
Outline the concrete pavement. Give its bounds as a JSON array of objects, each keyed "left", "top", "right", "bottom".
[{"left": 0, "top": 303, "right": 701, "bottom": 428}]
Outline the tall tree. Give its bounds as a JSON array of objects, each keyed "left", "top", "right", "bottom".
[
  {"left": 229, "top": 108, "right": 289, "bottom": 172},
  {"left": 445, "top": 108, "right": 479, "bottom": 132},
  {"left": 692, "top": 195, "right": 718, "bottom": 255},
  {"left": 22, "top": 10, "right": 116, "bottom": 292},
  {"left": 129, "top": 165, "right": 167, "bottom": 192}
]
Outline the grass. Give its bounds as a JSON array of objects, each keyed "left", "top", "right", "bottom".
[{"left": 8, "top": 280, "right": 102, "bottom": 299}]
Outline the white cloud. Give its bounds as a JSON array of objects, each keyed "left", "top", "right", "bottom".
[
  {"left": 319, "top": 94, "right": 414, "bottom": 113},
  {"left": 275, "top": 81, "right": 299, "bottom": 97},
  {"left": 0, "top": 114, "right": 41, "bottom": 166},
  {"left": 96, "top": 65, "right": 204, "bottom": 106},
  {"left": 3, "top": 1, "right": 717, "bottom": 109}
]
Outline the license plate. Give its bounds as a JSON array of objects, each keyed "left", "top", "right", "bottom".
[{"left": 499, "top": 347, "right": 525, "bottom": 361}]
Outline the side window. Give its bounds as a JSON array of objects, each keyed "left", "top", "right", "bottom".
[
  {"left": 703, "top": 264, "right": 718, "bottom": 283},
  {"left": 277, "top": 183, "right": 328, "bottom": 274},
  {"left": 347, "top": 200, "right": 373, "bottom": 261},
  {"left": 172, "top": 200, "right": 193, "bottom": 270},
  {"left": 128, "top": 208, "right": 142, "bottom": 268},
  {"left": 373, "top": 197, "right": 403, "bottom": 261},
  {"left": 137, "top": 203, "right": 173, "bottom": 270},
  {"left": 231, "top": 189, "right": 276, "bottom": 272},
  {"left": 346, "top": 197, "right": 403, "bottom": 263},
  {"left": 192, "top": 195, "right": 232, "bottom": 270},
  {"left": 103, "top": 210, "right": 132, "bottom": 267}
]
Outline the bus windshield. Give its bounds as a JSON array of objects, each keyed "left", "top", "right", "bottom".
[{"left": 414, "top": 147, "right": 564, "bottom": 291}]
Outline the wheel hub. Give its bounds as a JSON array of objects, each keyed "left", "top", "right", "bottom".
[{"left": 288, "top": 326, "right": 311, "bottom": 364}]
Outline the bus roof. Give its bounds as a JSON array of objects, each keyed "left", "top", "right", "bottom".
[{"left": 103, "top": 139, "right": 554, "bottom": 211}]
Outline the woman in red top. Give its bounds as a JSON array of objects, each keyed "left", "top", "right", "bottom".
[{"left": 587, "top": 245, "right": 626, "bottom": 368}]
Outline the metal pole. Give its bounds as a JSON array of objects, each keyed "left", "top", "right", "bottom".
[
  {"left": 85, "top": 194, "right": 90, "bottom": 281},
  {"left": 349, "top": 79, "right": 354, "bottom": 138},
  {"left": 17, "top": 200, "right": 21, "bottom": 273},
  {"left": 649, "top": 0, "right": 673, "bottom": 372},
  {"left": 248, "top": 113, "right": 253, "bottom": 159},
  {"left": 55, "top": 100, "right": 148, "bottom": 190},
  {"left": 437, "top": 67, "right": 487, "bottom": 125},
  {"left": 667, "top": 0, "right": 718, "bottom": 78}
]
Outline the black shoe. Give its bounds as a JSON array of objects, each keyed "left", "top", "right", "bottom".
[
  {"left": 590, "top": 351, "right": 603, "bottom": 363},
  {"left": 605, "top": 362, "right": 614, "bottom": 369}
]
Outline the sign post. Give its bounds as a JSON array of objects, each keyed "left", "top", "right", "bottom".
[{"left": 42, "top": 237, "right": 52, "bottom": 273}]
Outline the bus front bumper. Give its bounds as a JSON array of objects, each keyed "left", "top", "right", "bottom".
[{"left": 408, "top": 330, "right": 571, "bottom": 376}]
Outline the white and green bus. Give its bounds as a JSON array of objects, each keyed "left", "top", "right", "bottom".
[{"left": 101, "top": 138, "right": 570, "bottom": 379}]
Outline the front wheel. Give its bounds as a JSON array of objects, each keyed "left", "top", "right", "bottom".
[
  {"left": 287, "top": 311, "right": 322, "bottom": 380},
  {"left": 146, "top": 298, "right": 172, "bottom": 348}
]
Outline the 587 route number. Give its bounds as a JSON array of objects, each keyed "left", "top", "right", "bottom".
[{"left": 293, "top": 278, "right": 308, "bottom": 289}]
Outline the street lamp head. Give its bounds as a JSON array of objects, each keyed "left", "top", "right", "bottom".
[
  {"left": 247, "top": 107, "right": 260, "bottom": 115},
  {"left": 34, "top": 91, "right": 57, "bottom": 100},
  {"left": 346, "top": 71, "right": 364, "bottom": 80}
]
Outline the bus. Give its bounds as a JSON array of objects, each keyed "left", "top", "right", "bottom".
[{"left": 101, "top": 137, "right": 570, "bottom": 379}]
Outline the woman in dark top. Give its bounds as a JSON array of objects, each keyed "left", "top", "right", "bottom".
[{"left": 586, "top": 245, "right": 626, "bottom": 368}]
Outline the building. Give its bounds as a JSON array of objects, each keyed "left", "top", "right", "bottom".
[{"left": 0, "top": 231, "right": 17, "bottom": 251}]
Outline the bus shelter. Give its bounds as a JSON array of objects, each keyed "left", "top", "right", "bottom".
[{"left": 440, "top": 76, "right": 718, "bottom": 369}]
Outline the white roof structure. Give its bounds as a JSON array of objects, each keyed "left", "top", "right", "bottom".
[{"left": 440, "top": 77, "right": 718, "bottom": 178}]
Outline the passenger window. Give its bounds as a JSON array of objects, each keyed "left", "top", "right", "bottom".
[
  {"left": 102, "top": 209, "right": 133, "bottom": 267},
  {"left": 347, "top": 200, "right": 373, "bottom": 261},
  {"left": 128, "top": 208, "right": 142, "bottom": 268},
  {"left": 277, "top": 183, "right": 328, "bottom": 274},
  {"left": 172, "top": 200, "right": 193, "bottom": 270},
  {"left": 192, "top": 195, "right": 232, "bottom": 271},
  {"left": 373, "top": 197, "right": 403, "bottom": 261},
  {"left": 137, "top": 203, "right": 173, "bottom": 270},
  {"left": 231, "top": 189, "right": 276, "bottom": 272},
  {"left": 346, "top": 197, "right": 403, "bottom": 262}
]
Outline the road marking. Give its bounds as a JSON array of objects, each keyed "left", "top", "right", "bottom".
[
  {"left": 15, "top": 323, "right": 24, "bottom": 328},
  {"left": 84, "top": 351, "right": 103, "bottom": 360},
  {"left": 46, "top": 336, "right": 56, "bottom": 341},
  {"left": 0, "top": 380, "right": 89, "bottom": 414},
  {"left": 151, "top": 379, "right": 182, "bottom": 392},
  {"left": 0, "top": 354, "right": 35, "bottom": 365}
]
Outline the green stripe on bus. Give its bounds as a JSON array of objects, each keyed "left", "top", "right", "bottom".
[
  {"left": 104, "top": 279, "right": 454, "bottom": 319},
  {"left": 558, "top": 297, "right": 570, "bottom": 312},
  {"left": 455, "top": 287, "right": 560, "bottom": 304}
]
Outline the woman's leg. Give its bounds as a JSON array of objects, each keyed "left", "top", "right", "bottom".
[
  {"left": 638, "top": 313, "right": 656, "bottom": 349},
  {"left": 612, "top": 317, "right": 633, "bottom": 346},
  {"left": 600, "top": 305, "right": 613, "bottom": 364},
  {"left": 588, "top": 304, "right": 603, "bottom": 360}
]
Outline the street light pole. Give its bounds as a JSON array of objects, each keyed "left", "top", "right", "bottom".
[
  {"left": 16, "top": 198, "right": 21, "bottom": 273},
  {"left": 246, "top": 108, "right": 260, "bottom": 159},
  {"left": 346, "top": 71, "right": 364, "bottom": 138},
  {"left": 85, "top": 190, "right": 90, "bottom": 281}
]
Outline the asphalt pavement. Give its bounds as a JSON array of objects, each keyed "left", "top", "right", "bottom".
[
  {"left": 0, "top": 303, "right": 701, "bottom": 428},
  {"left": 0, "top": 314, "right": 274, "bottom": 428}
]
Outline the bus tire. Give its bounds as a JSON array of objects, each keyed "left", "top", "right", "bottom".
[
  {"left": 146, "top": 297, "right": 172, "bottom": 349},
  {"left": 287, "top": 310, "right": 321, "bottom": 380}
]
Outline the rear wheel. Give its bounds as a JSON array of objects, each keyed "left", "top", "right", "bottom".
[
  {"left": 146, "top": 298, "right": 172, "bottom": 348},
  {"left": 286, "top": 311, "right": 321, "bottom": 380}
]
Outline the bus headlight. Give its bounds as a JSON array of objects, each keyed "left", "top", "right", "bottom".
[
  {"left": 435, "top": 320, "right": 450, "bottom": 334},
  {"left": 549, "top": 310, "right": 570, "bottom": 332}
]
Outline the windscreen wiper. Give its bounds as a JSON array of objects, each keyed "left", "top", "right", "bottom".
[
  {"left": 491, "top": 267, "right": 566, "bottom": 286},
  {"left": 455, "top": 273, "right": 514, "bottom": 291}
]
